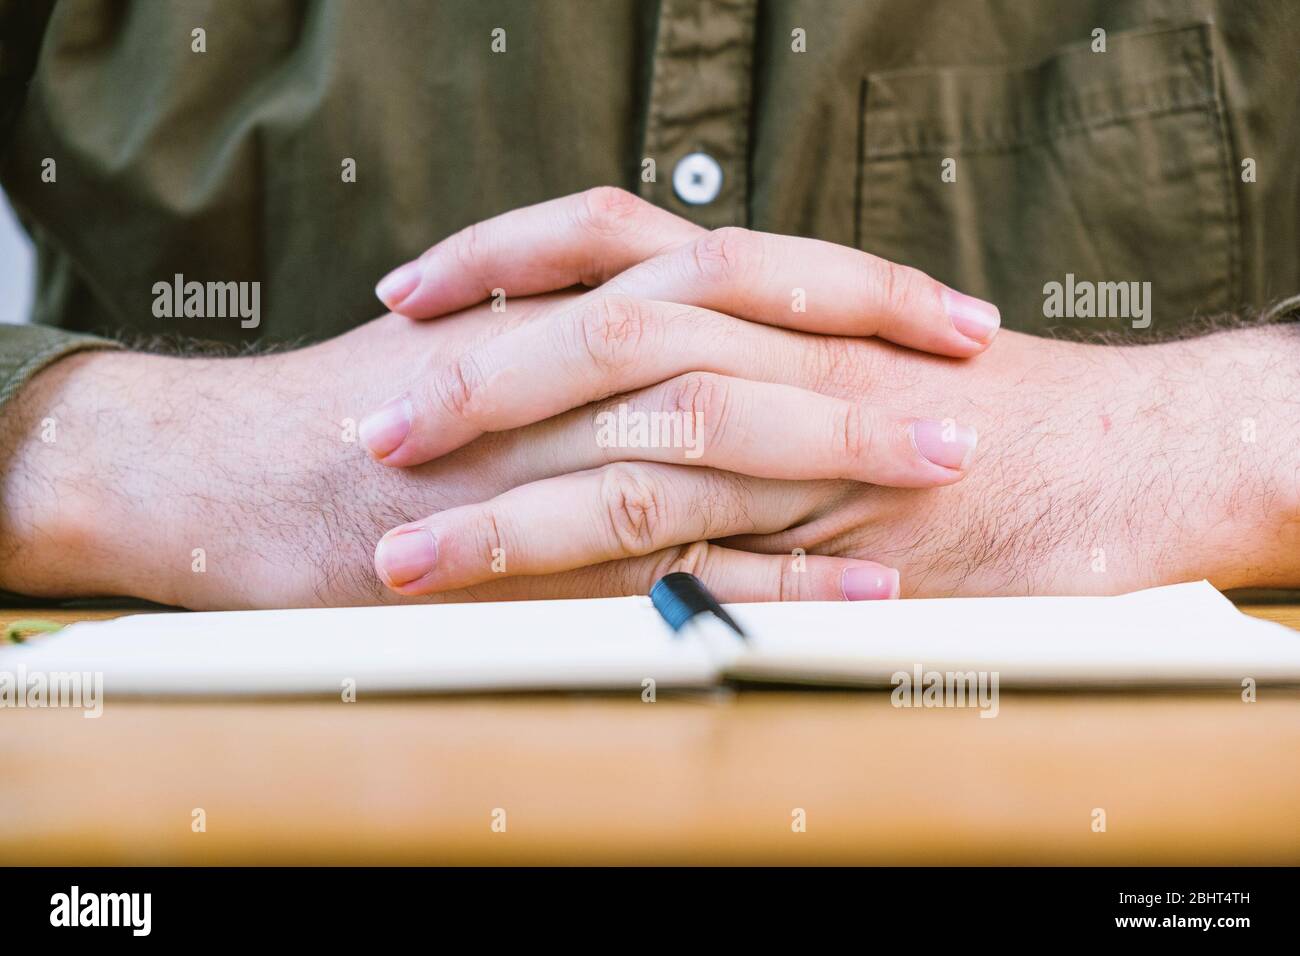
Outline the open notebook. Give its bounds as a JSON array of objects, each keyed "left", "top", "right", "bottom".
[{"left": 4, "top": 580, "right": 1299, "bottom": 696}]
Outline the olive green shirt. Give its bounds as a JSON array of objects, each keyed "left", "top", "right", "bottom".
[{"left": 0, "top": 0, "right": 1296, "bottom": 408}]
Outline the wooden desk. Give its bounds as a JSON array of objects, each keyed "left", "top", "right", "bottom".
[{"left": 2, "top": 605, "right": 1297, "bottom": 865}]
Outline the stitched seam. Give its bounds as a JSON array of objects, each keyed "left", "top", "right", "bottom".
[
  {"left": 866, "top": 98, "right": 1216, "bottom": 161},
  {"left": 865, "top": 21, "right": 1213, "bottom": 87},
  {"left": 733, "top": 0, "right": 757, "bottom": 226},
  {"left": 854, "top": 77, "right": 867, "bottom": 250},
  {"left": 1200, "top": 25, "right": 1242, "bottom": 311},
  {"left": 639, "top": 0, "right": 672, "bottom": 202}
]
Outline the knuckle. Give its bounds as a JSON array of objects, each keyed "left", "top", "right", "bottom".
[
  {"left": 690, "top": 227, "right": 757, "bottom": 284},
  {"left": 872, "top": 256, "right": 932, "bottom": 316},
  {"left": 775, "top": 559, "right": 804, "bottom": 602},
  {"left": 447, "top": 220, "right": 487, "bottom": 277},
  {"left": 473, "top": 509, "right": 512, "bottom": 570},
  {"left": 577, "top": 295, "right": 649, "bottom": 376},
  {"left": 430, "top": 352, "right": 489, "bottom": 424},
  {"left": 834, "top": 402, "right": 869, "bottom": 463},
  {"left": 578, "top": 186, "right": 644, "bottom": 238},
  {"left": 872, "top": 256, "right": 903, "bottom": 312},
  {"left": 599, "top": 463, "right": 669, "bottom": 555},
  {"left": 664, "top": 371, "right": 726, "bottom": 431}
]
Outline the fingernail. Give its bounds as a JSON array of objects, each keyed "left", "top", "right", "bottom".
[
  {"left": 375, "top": 528, "right": 437, "bottom": 588},
  {"left": 375, "top": 261, "right": 421, "bottom": 309},
  {"left": 944, "top": 288, "right": 1000, "bottom": 344},
  {"left": 358, "top": 396, "right": 412, "bottom": 460},
  {"left": 911, "top": 418, "right": 978, "bottom": 470},
  {"left": 841, "top": 564, "right": 901, "bottom": 601}
]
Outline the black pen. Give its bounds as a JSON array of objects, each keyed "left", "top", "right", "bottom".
[{"left": 650, "top": 572, "right": 747, "bottom": 660}]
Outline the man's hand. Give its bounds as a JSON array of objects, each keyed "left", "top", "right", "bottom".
[
  {"left": 720, "top": 324, "right": 1300, "bottom": 596},
  {"left": 355, "top": 188, "right": 1005, "bottom": 596}
]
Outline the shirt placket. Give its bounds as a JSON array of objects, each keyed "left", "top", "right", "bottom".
[{"left": 639, "top": 0, "right": 758, "bottom": 228}]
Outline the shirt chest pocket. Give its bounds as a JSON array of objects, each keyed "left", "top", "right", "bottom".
[{"left": 856, "top": 23, "right": 1238, "bottom": 335}]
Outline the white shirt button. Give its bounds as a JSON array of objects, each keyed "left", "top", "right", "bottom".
[{"left": 672, "top": 152, "right": 724, "bottom": 205}]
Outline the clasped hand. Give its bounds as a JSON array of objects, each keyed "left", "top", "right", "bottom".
[{"left": 359, "top": 188, "right": 1000, "bottom": 601}]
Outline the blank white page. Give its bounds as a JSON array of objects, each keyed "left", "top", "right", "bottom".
[
  {"left": 4, "top": 596, "right": 717, "bottom": 695},
  {"left": 724, "top": 581, "right": 1300, "bottom": 686}
]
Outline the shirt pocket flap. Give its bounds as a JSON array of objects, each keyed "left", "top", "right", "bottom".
[{"left": 865, "top": 22, "right": 1218, "bottom": 160}]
